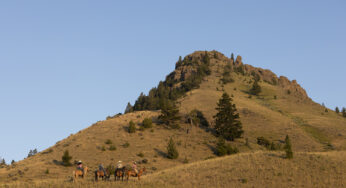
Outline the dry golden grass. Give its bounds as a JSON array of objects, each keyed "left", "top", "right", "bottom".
[
  {"left": 2, "top": 151, "right": 345, "bottom": 188},
  {"left": 1, "top": 51, "right": 345, "bottom": 187}
]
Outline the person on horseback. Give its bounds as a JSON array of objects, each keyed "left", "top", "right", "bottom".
[
  {"left": 132, "top": 161, "right": 138, "bottom": 175},
  {"left": 76, "top": 160, "right": 84, "bottom": 174},
  {"left": 99, "top": 163, "right": 106, "bottom": 175},
  {"left": 116, "top": 161, "right": 123, "bottom": 170}
]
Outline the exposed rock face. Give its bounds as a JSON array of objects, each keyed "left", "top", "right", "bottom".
[{"left": 168, "top": 50, "right": 310, "bottom": 100}]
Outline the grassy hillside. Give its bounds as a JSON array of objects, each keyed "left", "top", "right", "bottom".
[
  {"left": 0, "top": 50, "right": 345, "bottom": 187},
  {"left": 2, "top": 151, "right": 345, "bottom": 188}
]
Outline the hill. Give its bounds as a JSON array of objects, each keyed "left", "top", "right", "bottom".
[{"left": 0, "top": 50, "right": 345, "bottom": 187}]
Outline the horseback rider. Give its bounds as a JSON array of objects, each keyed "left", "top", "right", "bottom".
[
  {"left": 132, "top": 161, "right": 138, "bottom": 175},
  {"left": 116, "top": 161, "right": 123, "bottom": 170},
  {"left": 98, "top": 163, "right": 106, "bottom": 175},
  {"left": 76, "top": 160, "right": 84, "bottom": 174}
]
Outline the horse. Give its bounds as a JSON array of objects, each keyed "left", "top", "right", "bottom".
[
  {"left": 94, "top": 169, "right": 110, "bottom": 181},
  {"left": 73, "top": 166, "right": 88, "bottom": 181},
  {"left": 126, "top": 167, "right": 146, "bottom": 181},
  {"left": 114, "top": 167, "right": 126, "bottom": 181}
]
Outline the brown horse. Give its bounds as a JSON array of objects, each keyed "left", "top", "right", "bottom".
[
  {"left": 95, "top": 169, "right": 110, "bottom": 181},
  {"left": 114, "top": 167, "right": 126, "bottom": 181},
  {"left": 73, "top": 166, "right": 88, "bottom": 181},
  {"left": 126, "top": 167, "right": 146, "bottom": 181}
]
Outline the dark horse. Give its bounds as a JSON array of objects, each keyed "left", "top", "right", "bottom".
[
  {"left": 114, "top": 167, "right": 126, "bottom": 181},
  {"left": 94, "top": 169, "right": 110, "bottom": 181}
]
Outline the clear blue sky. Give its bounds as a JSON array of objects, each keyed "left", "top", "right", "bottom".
[{"left": 0, "top": 1, "right": 345, "bottom": 162}]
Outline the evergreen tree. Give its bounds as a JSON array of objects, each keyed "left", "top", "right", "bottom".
[
  {"left": 1, "top": 158, "right": 5, "bottom": 165},
  {"left": 342, "top": 107, "right": 346, "bottom": 118},
  {"left": 124, "top": 102, "right": 133, "bottom": 114},
  {"left": 230, "top": 53, "right": 234, "bottom": 63},
  {"left": 128, "top": 120, "right": 136, "bottom": 133},
  {"left": 11, "top": 160, "right": 15, "bottom": 165},
  {"left": 250, "top": 80, "right": 261, "bottom": 95},
  {"left": 214, "top": 93, "right": 243, "bottom": 141},
  {"left": 62, "top": 150, "right": 72, "bottom": 166},
  {"left": 335, "top": 107, "right": 340, "bottom": 114},
  {"left": 284, "top": 135, "right": 293, "bottom": 159},
  {"left": 159, "top": 101, "right": 180, "bottom": 128},
  {"left": 27, "top": 150, "right": 33, "bottom": 158},
  {"left": 166, "top": 137, "right": 179, "bottom": 159}
]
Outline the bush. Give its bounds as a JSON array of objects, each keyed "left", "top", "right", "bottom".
[
  {"left": 105, "top": 139, "right": 112, "bottom": 145},
  {"left": 45, "top": 169, "right": 49, "bottom": 174},
  {"left": 142, "top": 159, "right": 148, "bottom": 164},
  {"left": 61, "top": 150, "right": 72, "bottom": 166},
  {"left": 142, "top": 118, "right": 153, "bottom": 128},
  {"left": 250, "top": 80, "right": 261, "bottom": 95},
  {"left": 284, "top": 135, "right": 293, "bottom": 159},
  {"left": 128, "top": 121, "right": 136, "bottom": 133},
  {"left": 137, "top": 152, "right": 144, "bottom": 157},
  {"left": 167, "top": 137, "right": 179, "bottom": 159},
  {"left": 183, "top": 157, "right": 189, "bottom": 164},
  {"left": 109, "top": 145, "right": 116, "bottom": 151},
  {"left": 122, "top": 142, "right": 130, "bottom": 148},
  {"left": 257, "top": 137, "right": 270, "bottom": 148},
  {"left": 216, "top": 138, "right": 239, "bottom": 156}
]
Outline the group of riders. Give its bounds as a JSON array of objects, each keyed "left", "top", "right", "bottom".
[{"left": 76, "top": 160, "right": 139, "bottom": 177}]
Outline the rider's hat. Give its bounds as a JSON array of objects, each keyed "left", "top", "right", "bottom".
[
  {"left": 118, "top": 161, "right": 122, "bottom": 163},
  {"left": 77, "top": 160, "right": 82, "bottom": 164}
]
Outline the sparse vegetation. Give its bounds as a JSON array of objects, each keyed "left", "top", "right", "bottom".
[
  {"left": 221, "top": 63, "right": 234, "bottom": 84},
  {"left": 284, "top": 135, "right": 293, "bottom": 159},
  {"left": 250, "top": 80, "right": 261, "bottom": 95},
  {"left": 109, "top": 145, "right": 116, "bottom": 151},
  {"left": 335, "top": 107, "right": 339, "bottom": 114},
  {"left": 128, "top": 120, "right": 136, "bottom": 133},
  {"left": 142, "top": 117, "right": 153, "bottom": 128},
  {"left": 105, "top": 139, "right": 112, "bottom": 145},
  {"left": 214, "top": 93, "right": 243, "bottom": 141},
  {"left": 167, "top": 137, "right": 179, "bottom": 159},
  {"left": 215, "top": 137, "right": 239, "bottom": 156},
  {"left": 122, "top": 142, "right": 130, "bottom": 148},
  {"left": 61, "top": 150, "right": 72, "bottom": 166},
  {"left": 27, "top": 149, "right": 38, "bottom": 158}
]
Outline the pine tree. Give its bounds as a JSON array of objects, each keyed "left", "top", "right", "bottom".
[
  {"left": 11, "top": 160, "right": 15, "bottom": 165},
  {"left": 230, "top": 53, "right": 234, "bottom": 63},
  {"left": 1, "top": 158, "right": 5, "bottom": 165},
  {"left": 335, "top": 107, "right": 340, "bottom": 114},
  {"left": 214, "top": 93, "right": 243, "bottom": 141},
  {"left": 342, "top": 107, "right": 346, "bottom": 118},
  {"left": 250, "top": 80, "right": 261, "bottom": 95},
  {"left": 128, "top": 120, "right": 136, "bottom": 133},
  {"left": 167, "top": 137, "right": 179, "bottom": 159},
  {"left": 159, "top": 100, "right": 180, "bottom": 128},
  {"left": 62, "top": 150, "right": 72, "bottom": 166},
  {"left": 284, "top": 135, "right": 293, "bottom": 159},
  {"left": 124, "top": 102, "right": 133, "bottom": 114}
]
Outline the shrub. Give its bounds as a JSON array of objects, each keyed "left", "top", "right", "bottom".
[
  {"left": 183, "top": 157, "right": 189, "bottom": 164},
  {"left": 257, "top": 137, "right": 270, "bottom": 148},
  {"left": 128, "top": 121, "right": 136, "bottom": 133},
  {"left": 335, "top": 107, "right": 339, "bottom": 114},
  {"left": 250, "top": 80, "right": 261, "bottom": 95},
  {"left": 137, "top": 152, "right": 144, "bottom": 157},
  {"left": 61, "top": 150, "right": 72, "bottom": 166},
  {"left": 101, "top": 146, "right": 106, "bottom": 151},
  {"left": 142, "top": 159, "right": 148, "bottom": 164},
  {"left": 142, "top": 118, "right": 153, "bottom": 128},
  {"left": 284, "top": 135, "right": 293, "bottom": 159},
  {"left": 167, "top": 137, "right": 179, "bottom": 159},
  {"left": 109, "top": 145, "right": 116, "bottom": 151},
  {"left": 45, "top": 169, "right": 49, "bottom": 174},
  {"left": 105, "top": 139, "right": 112, "bottom": 145},
  {"left": 123, "top": 142, "right": 130, "bottom": 148},
  {"left": 216, "top": 138, "right": 239, "bottom": 156}
]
